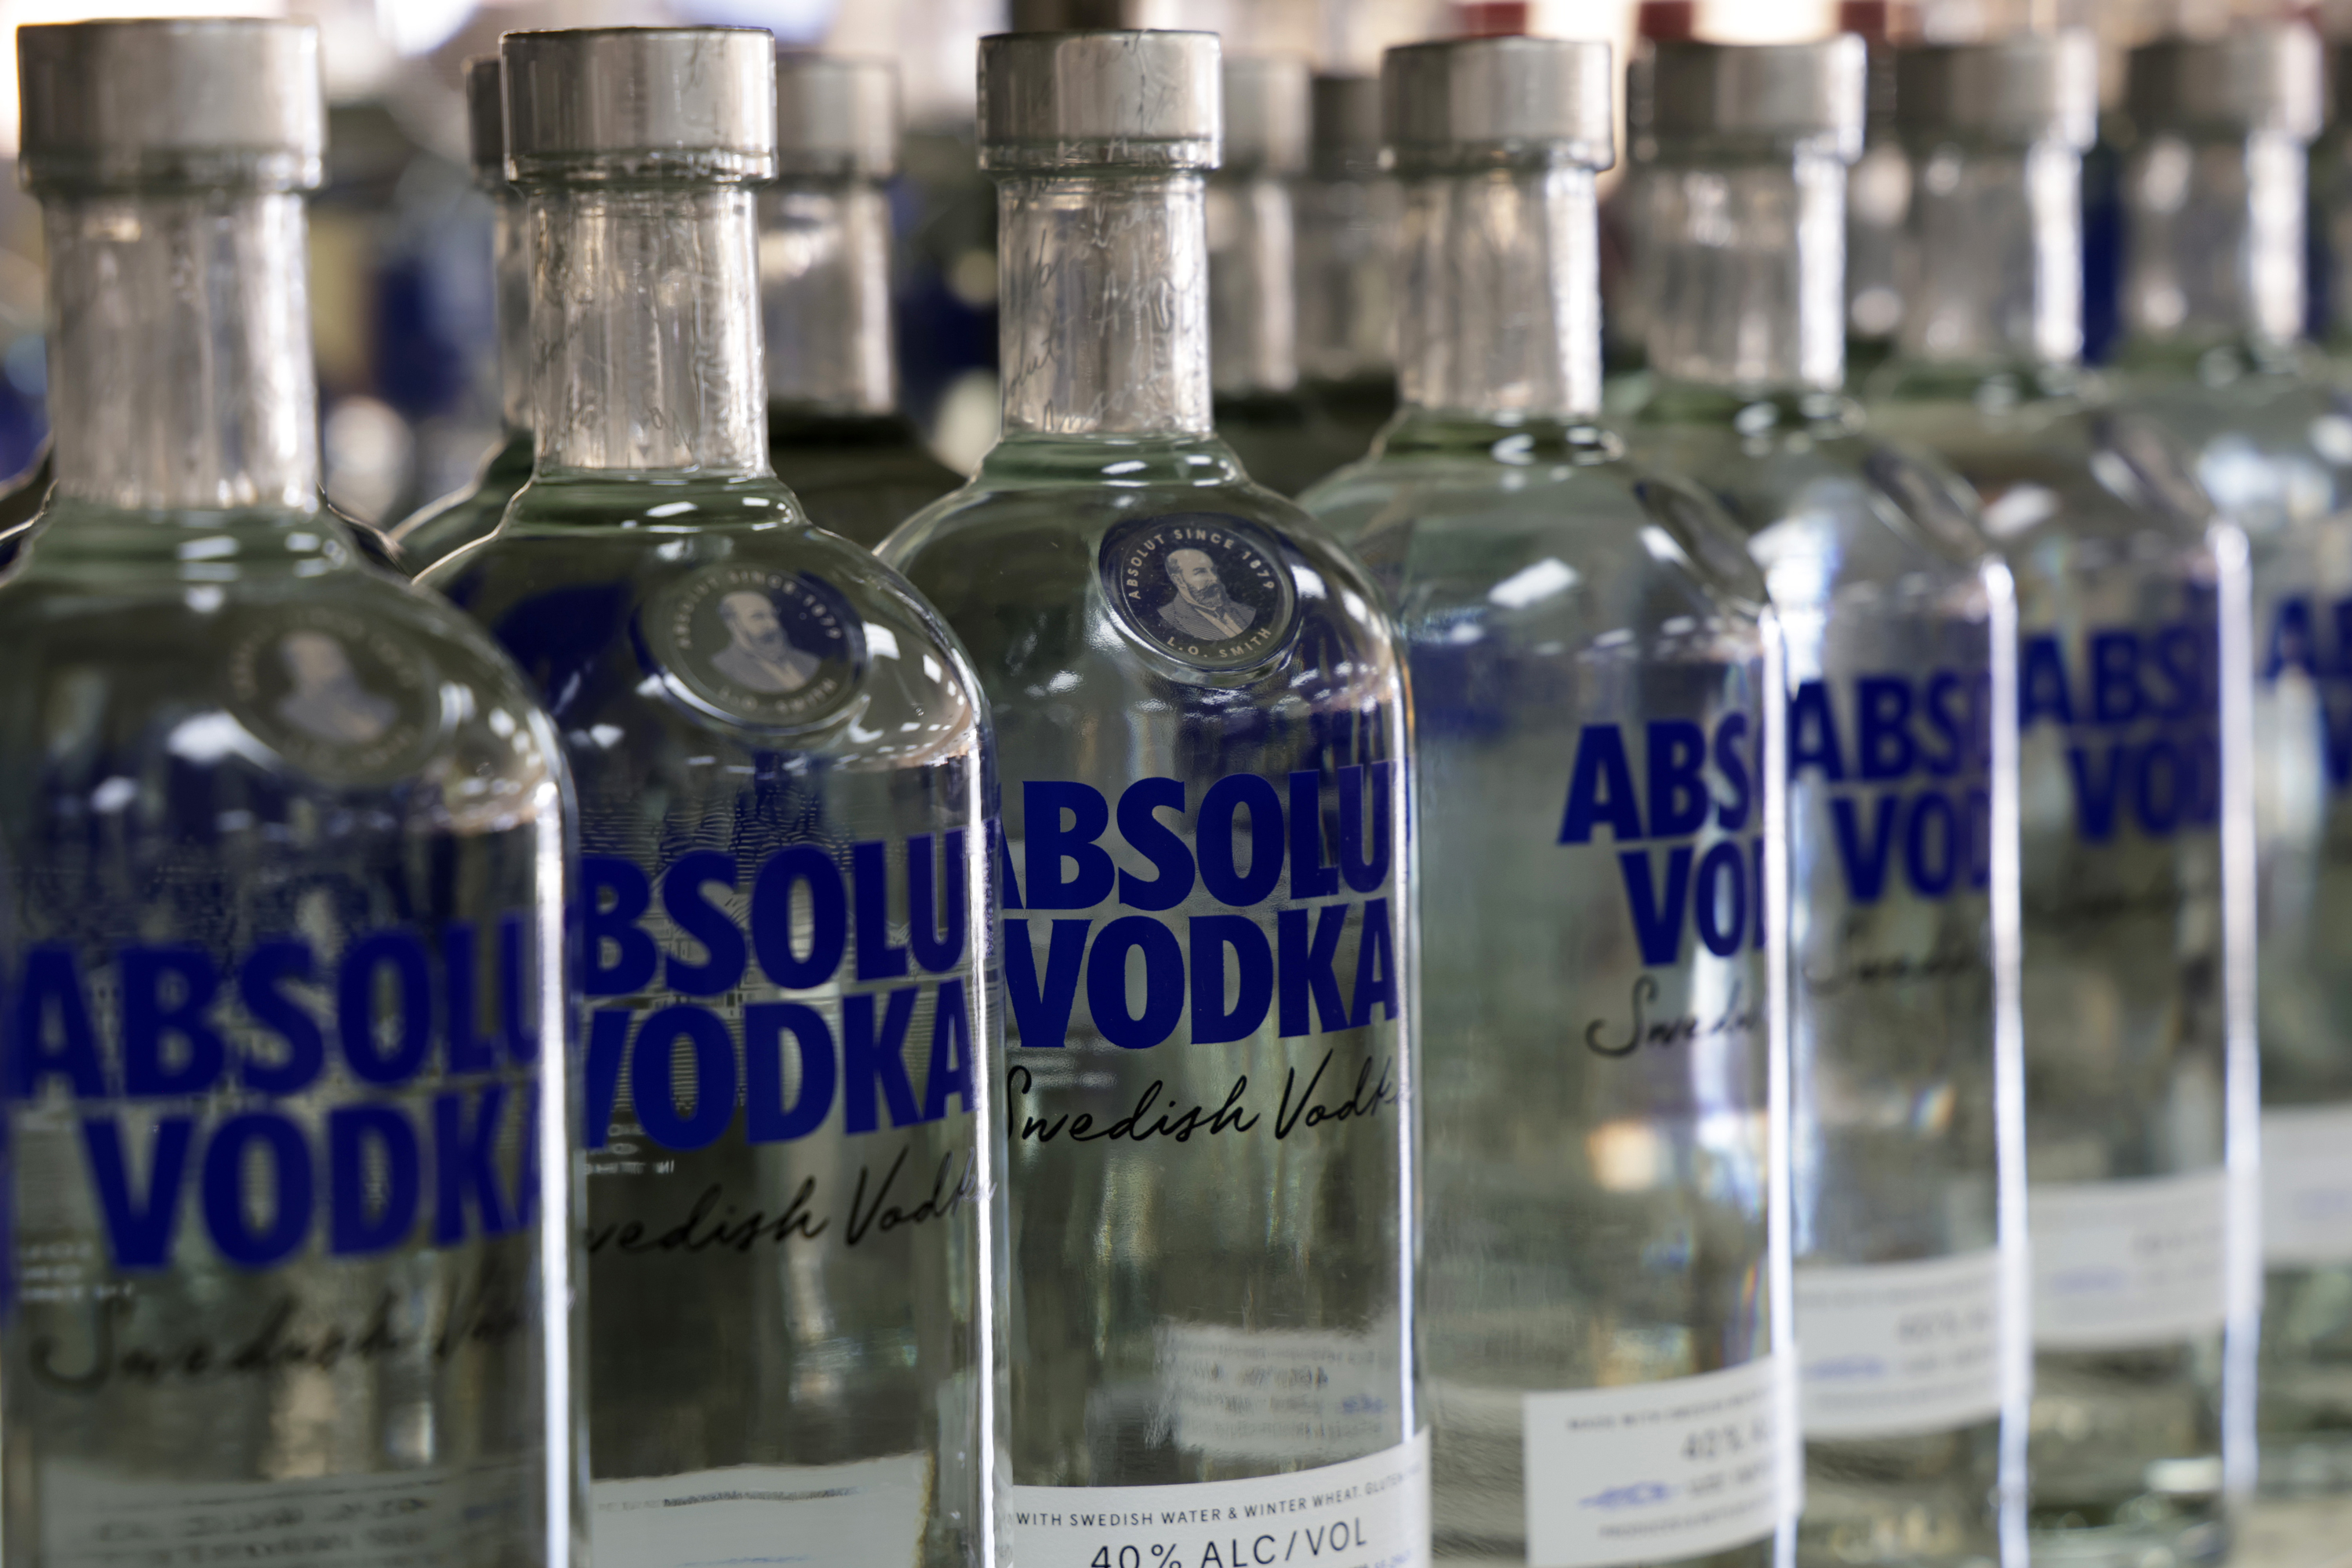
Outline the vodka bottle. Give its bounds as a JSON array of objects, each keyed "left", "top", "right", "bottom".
[
  {"left": 390, "top": 57, "right": 533, "bottom": 575},
  {"left": 2111, "top": 26, "right": 2352, "bottom": 1499},
  {"left": 1839, "top": 2, "right": 1911, "bottom": 386},
  {"left": 1866, "top": 34, "right": 2259, "bottom": 1565},
  {"left": 879, "top": 30, "right": 1425, "bottom": 1567},
  {"left": 2316, "top": 41, "right": 2352, "bottom": 362},
  {"left": 417, "top": 29, "right": 998, "bottom": 1567},
  {"left": 763, "top": 53, "right": 962, "bottom": 548},
  {"left": 1296, "top": 74, "right": 1399, "bottom": 471},
  {"left": 0, "top": 18, "right": 579, "bottom": 1566},
  {"left": 1624, "top": 38, "right": 2025, "bottom": 1568},
  {"left": 1301, "top": 37, "right": 1795, "bottom": 1568},
  {"left": 1210, "top": 56, "right": 1356, "bottom": 498}
]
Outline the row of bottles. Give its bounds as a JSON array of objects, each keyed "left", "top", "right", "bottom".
[{"left": 4, "top": 13, "right": 2351, "bottom": 1568}]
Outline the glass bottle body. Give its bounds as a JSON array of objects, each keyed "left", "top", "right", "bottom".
[
  {"left": 2, "top": 152, "right": 577, "bottom": 1567},
  {"left": 1631, "top": 391, "right": 2013, "bottom": 1568},
  {"left": 429, "top": 477, "right": 997, "bottom": 1567},
  {"left": 1306, "top": 414, "right": 1785, "bottom": 1568},
  {"left": 880, "top": 434, "right": 1416, "bottom": 1494},
  {"left": 0, "top": 502, "right": 575, "bottom": 1568},
  {"left": 426, "top": 159, "right": 1002, "bottom": 1566},
  {"left": 1875, "top": 370, "right": 2246, "bottom": 1560}
]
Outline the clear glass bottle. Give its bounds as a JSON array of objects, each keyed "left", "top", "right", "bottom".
[
  {"left": 1209, "top": 55, "right": 1361, "bottom": 497},
  {"left": 0, "top": 20, "right": 579, "bottom": 1566},
  {"left": 1623, "top": 38, "right": 2025, "bottom": 1568},
  {"left": 390, "top": 56, "right": 534, "bottom": 575},
  {"left": 762, "top": 52, "right": 963, "bottom": 549},
  {"left": 1839, "top": 2, "right": 1913, "bottom": 387},
  {"left": 1867, "top": 34, "right": 2260, "bottom": 1566},
  {"left": 878, "top": 30, "right": 1425, "bottom": 1567},
  {"left": 2109, "top": 25, "right": 2352, "bottom": 1501},
  {"left": 2314, "top": 39, "right": 2352, "bottom": 368},
  {"left": 1296, "top": 74, "right": 1400, "bottom": 470},
  {"left": 1301, "top": 37, "right": 1795, "bottom": 1568},
  {"left": 416, "top": 29, "right": 998, "bottom": 1568}
]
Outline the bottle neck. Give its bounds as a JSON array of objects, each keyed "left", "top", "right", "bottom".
[
  {"left": 2124, "top": 130, "right": 2307, "bottom": 354},
  {"left": 1397, "top": 162, "right": 1602, "bottom": 422},
  {"left": 760, "top": 178, "right": 895, "bottom": 418},
  {"left": 1296, "top": 169, "right": 1397, "bottom": 386},
  {"left": 1900, "top": 140, "right": 2082, "bottom": 370},
  {"left": 1208, "top": 168, "right": 1298, "bottom": 397},
  {"left": 492, "top": 188, "right": 532, "bottom": 435},
  {"left": 997, "top": 171, "right": 1212, "bottom": 438},
  {"left": 43, "top": 188, "right": 319, "bottom": 511},
  {"left": 1639, "top": 150, "right": 1848, "bottom": 394},
  {"left": 528, "top": 183, "right": 769, "bottom": 477}
]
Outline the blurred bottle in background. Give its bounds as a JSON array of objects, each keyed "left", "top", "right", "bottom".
[
  {"left": 1306, "top": 35, "right": 1790, "bottom": 1568},
  {"left": 2312, "top": 41, "right": 2352, "bottom": 360},
  {"left": 391, "top": 54, "right": 532, "bottom": 572},
  {"left": 761, "top": 52, "right": 964, "bottom": 546},
  {"left": 1869, "top": 31, "right": 2256, "bottom": 1568},
  {"left": 1841, "top": 0, "right": 1914, "bottom": 386},
  {"left": 1295, "top": 72, "right": 1400, "bottom": 473},
  {"left": 2113, "top": 20, "right": 2352, "bottom": 1506},
  {"left": 1210, "top": 53, "right": 1333, "bottom": 495},
  {"left": 1625, "top": 34, "right": 2017, "bottom": 1568}
]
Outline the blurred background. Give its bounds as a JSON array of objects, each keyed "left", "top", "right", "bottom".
[{"left": 0, "top": 0, "right": 2339, "bottom": 524}]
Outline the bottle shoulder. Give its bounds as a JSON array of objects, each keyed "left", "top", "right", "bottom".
[
  {"left": 2116, "top": 368, "right": 2352, "bottom": 535},
  {"left": 885, "top": 451, "right": 1392, "bottom": 615},
  {"left": 0, "top": 544, "right": 566, "bottom": 829},
  {"left": 880, "top": 454, "right": 1405, "bottom": 726},
  {"left": 427, "top": 485, "right": 989, "bottom": 777},
  {"left": 1624, "top": 413, "right": 1988, "bottom": 604},
  {"left": 1299, "top": 442, "right": 1764, "bottom": 646},
  {"left": 1869, "top": 393, "right": 2218, "bottom": 561},
  {"left": 390, "top": 433, "right": 533, "bottom": 575}
]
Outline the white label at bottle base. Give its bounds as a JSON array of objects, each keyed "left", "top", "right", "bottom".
[
  {"left": 592, "top": 1454, "right": 929, "bottom": 1568},
  {"left": 1157, "top": 1323, "right": 1401, "bottom": 1461},
  {"left": 2030, "top": 1169, "right": 2228, "bottom": 1350},
  {"left": 1795, "top": 1250, "right": 2005, "bottom": 1439},
  {"left": 41, "top": 1459, "right": 533, "bottom": 1568},
  {"left": 1521, "top": 1356, "right": 1796, "bottom": 1568},
  {"left": 2263, "top": 1105, "right": 2352, "bottom": 1265},
  {"left": 1009, "top": 1432, "right": 1430, "bottom": 1568}
]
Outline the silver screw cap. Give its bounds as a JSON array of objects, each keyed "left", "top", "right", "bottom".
[
  {"left": 2127, "top": 24, "right": 2323, "bottom": 141},
  {"left": 1311, "top": 74, "right": 1382, "bottom": 177},
  {"left": 1896, "top": 32, "right": 2100, "bottom": 150},
  {"left": 978, "top": 30, "right": 1221, "bottom": 172},
  {"left": 502, "top": 27, "right": 779, "bottom": 184},
  {"left": 1382, "top": 35, "right": 1614, "bottom": 170},
  {"left": 1223, "top": 56, "right": 1309, "bottom": 174},
  {"left": 775, "top": 53, "right": 898, "bottom": 180},
  {"left": 17, "top": 17, "right": 324, "bottom": 192},
  {"left": 466, "top": 56, "right": 506, "bottom": 186},
  {"left": 1631, "top": 38, "right": 1867, "bottom": 162}
]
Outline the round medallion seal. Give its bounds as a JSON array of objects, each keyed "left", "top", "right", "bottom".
[
  {"left": 1099, "top": 513, "right": 1298, "bottom": 670},
  {"left": 641, "top": 564, "right": 866, "bottom": 729},
  {"left": 227, "top": 606, "right": 439, "bottom": 784}
]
